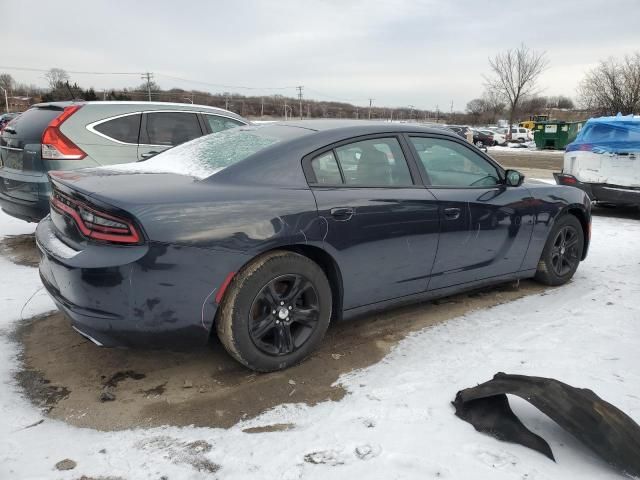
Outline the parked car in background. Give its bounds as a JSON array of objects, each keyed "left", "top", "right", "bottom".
[
  {"left": 471, "top": 129, "right": 494, "bottom": 147},
  {"left": 36, "top": 121, "right": 591, "bottom": 372},
  {"left": 0, "top": 112, "right": 20, "bottom": 132},
  {"left": 555, "top": 115, "right": 640, "bottom": 207},
  {"left": 479, "top": 128, "right": 506, "bottom": 146},
  {"left": 0, "top": 101, "right": 248, "bottom": 222},
  {"left": 508, "top": 126, "right": 533, "bottom": 142},
  {"left": 446, "top": 125, "right": 471, "bottom": 139}
]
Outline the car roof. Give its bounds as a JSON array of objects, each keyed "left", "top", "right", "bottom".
[
  {"left": 29, "top": 100, "right": 244, "bottom": 120},
  {"left": 257, "top": 119, "right": 458, "bottom": 137}
]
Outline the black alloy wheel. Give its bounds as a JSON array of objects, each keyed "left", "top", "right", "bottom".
[
  {"left": 249, "top": 274, "right": 320, "bottom": 356},
  {"left": 550, "top": 225, "right": 580, "bottom": 277},
  {"left": 535, "top": 214, "right": 584, "bottom": 286},
  {"left": 216, "top": 250, "right": 332, "bottom": 372}
]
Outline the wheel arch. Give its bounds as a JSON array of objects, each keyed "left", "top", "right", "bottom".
[
  {"left": 214, "top": 243, "right": 344, "bottom": 326},
  {"left": 277, "top": 244, "right": 344, "bottom": 322},
  {"left": 563, "top": 205, "right": 590, "bottom": 260}
]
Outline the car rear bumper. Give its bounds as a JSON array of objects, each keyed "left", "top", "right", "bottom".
[
  {"left": 35, "top": 216, "right": 245, "bottom": 349},
  {"left": 554, "top": 173, "right": 640, "bottom": 206},
  {"left": 0, "top": 169, "right": 51, "bottom": 222}
]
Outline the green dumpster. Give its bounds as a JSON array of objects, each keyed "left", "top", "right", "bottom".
[{"left": 533, "top": 120, "right": 585, "bottom": 150}]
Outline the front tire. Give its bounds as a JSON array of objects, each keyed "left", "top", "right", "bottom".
[
  {"left": 216, "top": 251, "right": 332, "bottom": 372},
  {"left": 535, "top": 215, "right": 584, "bottom": 286}
]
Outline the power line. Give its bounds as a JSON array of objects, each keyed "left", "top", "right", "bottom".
[
  {"left": 155, "top": 73, "right": 296, "bottom": 91},
  {"left": 0, "top": 65, "right": 142, "bottom": 75}
]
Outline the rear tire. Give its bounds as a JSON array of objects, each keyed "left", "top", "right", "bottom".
[
  {"left": 216, "top": 250, "right": 332, "bottom": 372},
  {"left": 534, "top": 215, "right": 584, "bottom": 286}
]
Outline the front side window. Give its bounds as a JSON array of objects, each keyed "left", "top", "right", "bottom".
[
  {"left": 410, "top": 136, "right": 501, "bottom": 187},
  {"left": 334, "top": 138, "right": 413, "bottom": 186},
  {"left": 93, "top": 113, "right": 141, "bottom": 144},
  {"left": 205, "top": 114, "right": 245, "bottom": 133},
  {"left": 145, "top": 112, "right": 202, "bottom": 146}
]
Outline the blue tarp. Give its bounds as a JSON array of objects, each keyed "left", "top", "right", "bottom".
[{"left": 566, "top": 114, "right": 640, "bottom": 154}]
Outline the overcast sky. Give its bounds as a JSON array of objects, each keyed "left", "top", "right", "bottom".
[{"left": 2, "top": 0, "right": 639, "bottom": 110}]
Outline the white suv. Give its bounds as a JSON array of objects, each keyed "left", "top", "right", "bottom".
[{"left": 508, "top": 127, "right": 533, "bottom": 142}]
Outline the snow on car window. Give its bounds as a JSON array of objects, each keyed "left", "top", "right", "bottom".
[{"left": 105, "top": 127, "right": 282, "bottom": 179}]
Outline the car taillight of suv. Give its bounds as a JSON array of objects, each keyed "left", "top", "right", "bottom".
[{"left": 41, "top": 105, "right": 87, "bottom": 160}]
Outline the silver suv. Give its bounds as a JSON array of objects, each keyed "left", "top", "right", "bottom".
[{"left": 0, "top": 101, "right": 248, "bottom": 221}]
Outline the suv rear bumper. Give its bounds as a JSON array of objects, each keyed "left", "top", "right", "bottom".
[
  {"left": 554, "top": 173, "right": 640, "bottom": 206},
  {"left": 0, "top": 169, "right": 51, "bottom": 222}
]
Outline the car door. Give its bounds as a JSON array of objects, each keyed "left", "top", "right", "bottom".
[
  {"left": 407, "top": 134, "right": 535, "bottom": 291},
  {"left": 304, "top": 135, "right": 440, "bottom": 310},
  {"left": 138, "top": 111, "right": 203, "bottom": 161}
]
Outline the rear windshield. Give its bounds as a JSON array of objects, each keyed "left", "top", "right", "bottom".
[
  {"left": 1, "top": 107, "right": 62, "bottom": 142},
  {"left": 106, "top": 125, "right": 307, "bottom": 179}
]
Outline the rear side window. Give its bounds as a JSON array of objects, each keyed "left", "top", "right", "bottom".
[
  {"left": 205, "top": 115, "right": 245, "bottom": 133},
  {"left": 93, "top": 114, "right": 141, "bottom": 144},
  {"left": 2, "top": 107, "right": 61, "bottom": 142},
  {"left": 333, "top": 138, "right": 413, "bottom": 186},
  {"left": 145, "top": 112, "right": 202, "bottom": 146},
  {"left": 311, "top": 151, "right": 342, "bottom": 184}
]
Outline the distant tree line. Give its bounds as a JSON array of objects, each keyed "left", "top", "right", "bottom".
[{"left": 4, "top": 51, "right": 639, "bottom": 122}]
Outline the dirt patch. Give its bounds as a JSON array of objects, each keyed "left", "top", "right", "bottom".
[
  {"left": 15, "top": 279, "right": 545, "bottom": 431},
  {"left": 242, "top": 422, "right": 295, "bottom": 434},
  {"left": 489, "top": 150, "right": 563, "bottom": 171},
  {"left": 0, "top": 233, "right": 39, "bottom": 267}
]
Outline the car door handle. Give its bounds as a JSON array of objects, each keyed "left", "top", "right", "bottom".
[
  {"left": 330, "top": 207, "right": 354, "bottom": 221},
  {"left": 140, "top": 151, "right": 160, "bottom": 160},
  {"left": 443, "top": 207, "right": 461, "bottom": 220}
]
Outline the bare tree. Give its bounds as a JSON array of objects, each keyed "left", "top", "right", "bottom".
[
  {"left": 44, "top": 68, "right": 70, "bottom": 90},
  {"left": 485, "top": 44, "right": 548, "bottom": 137},
  {"left": 578, "top": 53, "right": 640, "bottom": 115},
  {"left": 0, "top": 73, "right": 14, "bottom": 91},
  {"left": 466, "top": 98, "right": 486, "bottom": 125}
]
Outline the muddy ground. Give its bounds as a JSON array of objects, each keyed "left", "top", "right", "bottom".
[
  {"left": 18, "top": 281, "right": 544, "bottom": 431},
  {"left": 489, "top": 149, "right": 563, "bottom": 171},
  {"left": 9, "top": 150, "right": 571, "bottom": 431},
  {"left": 0, "top": 233, "right": 39, "bottom": 267}
]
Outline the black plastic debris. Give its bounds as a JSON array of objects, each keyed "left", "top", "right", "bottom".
[{"left": 453, "top": 373, "right": 640, "bottom": 477}]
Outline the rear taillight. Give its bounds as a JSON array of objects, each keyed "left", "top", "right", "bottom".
[
  {"left": 557, "top": 174, "right": 577, "bottom": 185},
  {"left": 41, "top": 105, "right": 86, "bottom": 160},
  {"left": 50, "top": 189, "right": 141, "bottom": 244}
]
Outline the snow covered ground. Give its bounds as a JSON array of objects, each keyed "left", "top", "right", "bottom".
[
  {"left": 488, "top": 143, "right": 562, "bottom": 154},
  {"left": 1, "top": 208, "right": 639, "bottom": 479}
]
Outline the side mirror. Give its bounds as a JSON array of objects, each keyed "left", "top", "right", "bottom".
[{"left": 505, "top": 169, "right": 525, "bottom": 187}]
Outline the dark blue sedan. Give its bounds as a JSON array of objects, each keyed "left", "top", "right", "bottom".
[{"left": 35, "top": 121, "right": 591, "bottom": 371}]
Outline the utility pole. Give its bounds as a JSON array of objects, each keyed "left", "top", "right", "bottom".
[
  {"left": 435, "top": 105, "right": 440, "bottom": 123},
  {"left": 296, "top": 86, "right": 304, "bottom": 120},
  {"left": 1, "top": 87, "right": 8, "bottom": 113},
  {"left": 368, "top": 98, "right": 374, "bottom": 119},
  {"left": 225, "top": 94, "right": 230, "bottom": 110},
  {"left": 306, "top": 103, "right": 310, "bottom": 118},
  {"left": 260, "top": 97, "right": 264, "bottom": 118},
  {"left": 408, "top": 104, "right": 415, "bottom": 120},
  {"left": 141, "top": 72, "right": 153, "bottom": 101},
  {"left": 450, "top": 100, "right": 454, "bottom": 115}
]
